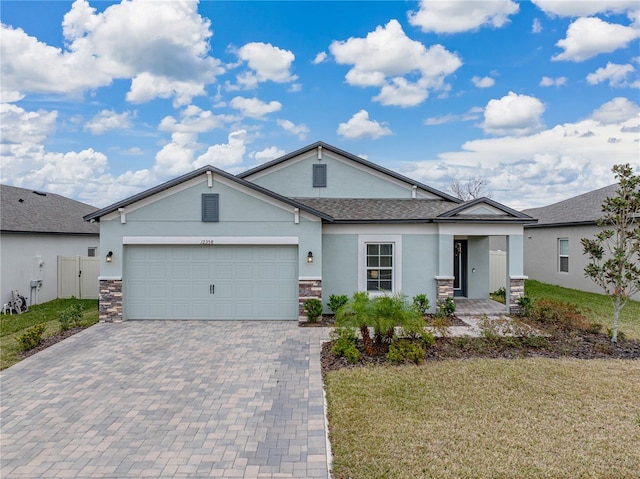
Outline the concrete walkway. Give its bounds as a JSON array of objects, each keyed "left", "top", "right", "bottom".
[{"left": 1, "top": 322, "right": 331, "bottom": 479}]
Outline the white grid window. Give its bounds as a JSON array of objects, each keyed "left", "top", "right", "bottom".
[
  {"left": 558, "top": 238, "right": 569, "bottom": 273},
  {"left": 366, "top": 243, "right": 393, "bottom": 292}
]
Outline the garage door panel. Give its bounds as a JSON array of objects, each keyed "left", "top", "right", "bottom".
[{"left": 125, "top": 245, "right": 298, "bottom": 320}]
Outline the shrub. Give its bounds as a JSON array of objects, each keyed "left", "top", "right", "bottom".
[
  {"left": 331, "top": 326, "right": 361, "bottom": 364},
  {"left": 516, "top": 294, "right": 532, "bottom": 316},
  {"left": 17, "top": 324, "right": 47, "bottom": 351},
  {"left": 438, "top": 297, "right": 456, "bottom": 317},
  {"left": 431, "top": 314, "right": 451, "bottom": 338},
  {"left": 328, "top": 294, "right": 349, "bottom": 313},
  {"left": 59, "top": 301, "right": 83, "bottom": 331},
  {"left": 304, "top": 298, "right": 323, "bottom": 323},
  {"left": 387, "top": 339, "right": 425, "bottom": 365},
  {"left": 530, "top": 299, "right": 591, "bottom": 332},
  {"left": 412, "top": 294, "right": 430, "bottom": 315}
]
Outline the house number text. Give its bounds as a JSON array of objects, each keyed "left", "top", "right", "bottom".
[{"left": 200, "top": 240, "right": 215, "bottom": 245}]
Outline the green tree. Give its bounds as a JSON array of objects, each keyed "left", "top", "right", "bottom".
[{"left": 581, "top": 164, "right": 640, "bottom": 343}]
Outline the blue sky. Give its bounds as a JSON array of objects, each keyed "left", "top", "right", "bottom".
[{"left": 1, "top": 0, "right": 639, "bottom": 209}]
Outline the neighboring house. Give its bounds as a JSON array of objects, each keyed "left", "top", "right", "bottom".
[
  {"left": 523, "top": 184, "right": 639, "bottom": 302},
  {"left": 85, "top": 142, "right": 535, "bottom": 322},
  {"left": 0, "top": 185, "right": 100, "bottom": 307}
]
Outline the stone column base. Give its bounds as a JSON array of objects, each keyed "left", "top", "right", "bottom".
[
  {"left": 298, "top": 279, "right": 322, "bottom": 318},
  {"left": 99, "top": 278, "right": 123, "bottom": 322},
  {"left": 434, "top": 276, "right": 454, "bottom": 306},
  {"left": 509, "top": 276, "right": 527, "bottom": 315}
]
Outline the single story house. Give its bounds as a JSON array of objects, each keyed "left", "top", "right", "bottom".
[
  {"left": 523, "top": 183, "right": 639, "bottom": 302},
  {"left": 0, "top": 185, "right": 100, "bottom": 307},
  {"left": 85, "top": 142, "right": 535, "bottom": 322}
]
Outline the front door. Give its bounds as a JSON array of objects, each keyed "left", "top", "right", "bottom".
[{"left": 453, "top": 240, "right": 467, "bottom": 297}]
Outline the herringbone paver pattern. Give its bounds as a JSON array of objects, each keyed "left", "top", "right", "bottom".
[{"left": 1, "top": 321, "right": 331, "bottom": 478}]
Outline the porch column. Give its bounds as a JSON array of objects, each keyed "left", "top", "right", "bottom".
[
  {"left": 506, "top": 234, "right": 527, "bottom": 314},
  {"left": 99, "top": 277, "right": 123, "bottom": 322},
  {"left": 435, "top": 233, "right": 454, "bottom": 306},
  {"left": 434, "top": 276, "right": 454, "bottom": 306}
]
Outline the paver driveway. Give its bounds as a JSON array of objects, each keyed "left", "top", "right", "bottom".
[{"left": 1, "top": 321, "right": 331, "bottom": 478}]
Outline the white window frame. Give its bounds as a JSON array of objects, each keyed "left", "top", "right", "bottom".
[
  {"left": 358, "top": 235, "right": 402, "bottom": 295},
  {"left": 558, "top": 238, "right": 569, "bottom": 273}
]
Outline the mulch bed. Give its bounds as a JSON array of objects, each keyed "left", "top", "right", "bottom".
[
  {"left": 321, "top": 327, "right": 640, "bottom": 374},
  {"left": 300, "top": 315, "right": 467, "bottom": 327},
  {"left": 19, "top": 327, "right": 88, "bottom": 360}
]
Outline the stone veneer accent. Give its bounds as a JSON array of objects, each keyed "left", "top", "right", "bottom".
[
  {"left": 298, "top": 279, "right": 322, "bottom": 317},
  {"left": 435, "top": 276, "right": 454, "bottom": 306},
  {"left": 99, "top": 279, "right": 123, "bottom": 322},
  {"left": 509, "top": 276, "right": 526, "bottom": 315}
]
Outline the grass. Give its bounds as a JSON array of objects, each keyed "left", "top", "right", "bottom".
[
  {"left": 525, "top": 279, "right": 640, "bottom": 339},
  {"left": 326, "top": 359, "right": 640, "bottom": 479},
  {"left": 0, "top": 298, "right": 98, "bottom": 370}
]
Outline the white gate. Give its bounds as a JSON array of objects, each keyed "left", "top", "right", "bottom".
[
  {"left": 57, "top": 256, "right": 100, "bottom": 299},
  {"left": 489, "top": 250, "right": 507, "bottom": 292}
]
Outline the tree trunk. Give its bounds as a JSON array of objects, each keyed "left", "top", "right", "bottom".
[{"left": 612, "top": 295, "right": 621, "bottom": 343}]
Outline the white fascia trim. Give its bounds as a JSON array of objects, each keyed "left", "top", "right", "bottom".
[
  {"left": 123, "top": 236, "right": 299, "bottom": 245},
  {"left": 438, "top": 223, "right": 523, "bottom": 236},
  {"left": 358, "top": 234, "right": 402, "bottom": 294},
  {"left": 99, "top": 276, "right": 123, "bottom": 281}
]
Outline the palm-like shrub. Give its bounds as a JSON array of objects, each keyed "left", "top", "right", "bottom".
[{"left": 335, "top": 291, "right": 374, "bottom": 355}]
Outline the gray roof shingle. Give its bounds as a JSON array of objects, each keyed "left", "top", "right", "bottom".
[
  {"left": 1, "top": 185, "right": 99, "bottom": 235},
  {"left": 293, "top": 198, "right": 455, "bottom": 221},
  {"left": 523, "top": 184, "right": 619, "bottom": 227}
]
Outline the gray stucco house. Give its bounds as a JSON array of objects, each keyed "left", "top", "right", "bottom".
[
  {"left": 523, "top": 183, "right": 639, "bottom": 302},
  {"left": 85, "top": 142, "right": 535, "bottom": 322},
  {"left": 0, "top": 185, "right": 99, "bottom": 307}
]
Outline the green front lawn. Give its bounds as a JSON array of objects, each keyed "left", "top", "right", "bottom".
[
  {"left": 0, "top": 298, "right": 98, "bottom": 370},
  {"left": 525, "top": 279, "right": 640, "bottom": 339},
  {"left": 326, "top": 359, "right": 640, "bottom": 479}
]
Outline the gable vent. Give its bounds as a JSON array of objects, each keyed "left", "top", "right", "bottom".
[
  {"left": 313, "top": 164, "right": 327, "bottom": 188},
  {"left": 202, "top": 194, "right": 219, "bottom": 222}
]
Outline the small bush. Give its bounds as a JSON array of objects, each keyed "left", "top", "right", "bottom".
[
  {"left": 387, "top": 339, "right": 425, "bottom": 365},
  {"left": 304, "top": 298, "right": 323, "bottom": 323},
  {"left": 412, "top": 294, "right": 430, "bottom": 315},
  {"left": 516, "top": 294, "right": 533, "bottom": 316},
  {"left": 530, "top": 299, "right": 591, "bottom": 332},
  {"left": 17, "top": 324, "right": 47, "bottom": 351},
  {"left": 328, "top": 294, "right": 349, "bottom": 313},
  {"left": 438, "top": 297, "right": 456, "bottom": 317},
  {"left": 431, "top": 314, "right": 451, "bottom": 337},
  {"left": 58, "top": 301, "right": 83, "bottom": 331},
  {"left": 331, "top": 327, "right": 361, "bottom": 364}
]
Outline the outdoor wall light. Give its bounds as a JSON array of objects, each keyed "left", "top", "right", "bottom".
[
  {"left": 106, "top": 251, "right": 113, "bottom": 263},
  {"left": 307, "top": 251, "right": 314, "bottom": 263}
]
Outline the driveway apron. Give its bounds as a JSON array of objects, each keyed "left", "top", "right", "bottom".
[{"left": 1, "top": 321, "right": 331, "bottom": 478}]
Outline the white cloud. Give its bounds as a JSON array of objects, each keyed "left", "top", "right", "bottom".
[
  {"left": 1, "top": 0, "right": 223, "bottom": 105},
  {"left": 482, "top": 92, "right": 546, "bottom": 136},
  {"left": 84, "top": 109, "right": 132, "bottom": 134},
  {"left": 329, "top": 20, "right": 461, "bottom": 107},
  {"left": 540, "top": 76, "right": 567, "bottom": 87},
  {"left": 312, "top": 52, "right": 327, "bottom": 64},
  {"left": 472, "top": 76, "right": 495, "bottom": 88},
  {"left": 253, "top": 146, "right": 285, "bottom": 164},
  {"left": 235, "top": 42, "right": 297, "bottom": 89},
  {"left": 401, "top": 98, "right": 640, "bottom": 209},
  {"left": 586, "top": 62, "right": 637, "bottom": 87},
  {"left": 552, "top": 17, "right": 639, "bottom": 62},
  {"left": 532, "top": 0, "right": 639, "bottom": 17},
  {"left": 424, "top": 107, "right": 483, "bottom": 125},
  {"left": 158, "top": 105, "right": 231, "bottom": 134},
  {"left": 408, "top": 0, "right": 519, "bottom": 33},
  {"left": 194, "top": 130, "right": 247, "bottom": 168},
  {"left": 121, "top": 147, "right": 144, "bottom": 156},
  {"left": 532, "top": 18, "right": 542, "bottom": 33},
  {"left": 277, "top": 119, "right": 310, "bottom": 140},
  {"left": 229, "top": 97, "right": 282, "bottom": 119},
  {"left": 591, "top": 97, "right": 640, "bottom": 124},
  {"left": 1, "top": 103, "right": 57, "bottom": 144},
  {"left": 337, "top": 110, "right": 393, "bottom": 140}
]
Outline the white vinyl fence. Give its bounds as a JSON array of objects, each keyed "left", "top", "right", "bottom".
[
  {"left": 489, "top": 250, "right": 507, "bottom": 292},
  {"left": 57, "top": 256, "right": 100, "bottom": 300}
]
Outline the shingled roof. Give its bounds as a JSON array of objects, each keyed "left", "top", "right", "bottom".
[
  {"left": 293, "top": 197, "right": 535, "bottom": 223},
  {"left": 523, "top": 184, "right": 619, "bottom": 228},
  {"left": 1, "top": 185, "right": 99, "bottom": 235}
]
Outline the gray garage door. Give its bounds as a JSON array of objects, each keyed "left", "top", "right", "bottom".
[{"left": 124, "top": 245, "right": 298, "bottom": 320}]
